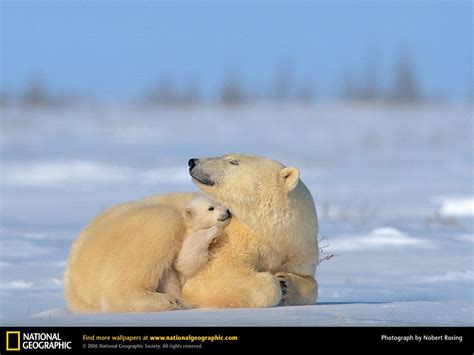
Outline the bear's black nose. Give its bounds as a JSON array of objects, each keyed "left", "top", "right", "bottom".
[
  {"left": 188, "top": 158, "right": 198, "bottom": 171},
  {"left": 226, "top": 209, "right": 231, "bottom": 216}
]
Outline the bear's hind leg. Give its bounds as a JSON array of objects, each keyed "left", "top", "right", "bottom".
[
  {"left": 64, "top": 285, "right": 98, "bottom": 313},
  {"left": 183, "top": 270, "right": 283, "bottom": 308}
]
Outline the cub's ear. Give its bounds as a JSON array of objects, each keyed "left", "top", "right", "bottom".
[
  {"left": 280, "top": 167, "right": 300, "bottom": 191},
  {"left": 183, "top": 208, "right": 193, "bottom": 221}
]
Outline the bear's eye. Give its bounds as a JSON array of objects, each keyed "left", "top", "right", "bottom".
[
  {"left": 208, "top": 207, "right": 215, "bottom": 211},
  {"left": 229, "top": 160, "right": 239, "bottom": 166}
]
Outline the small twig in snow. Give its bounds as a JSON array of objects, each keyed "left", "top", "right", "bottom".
[{"left": 317, "top": 236, "right": 338, "bottom": 265}]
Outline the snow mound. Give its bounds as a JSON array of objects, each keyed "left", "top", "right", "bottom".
[
  {"left": 0, "top": 280, "right": 33, "bottom": 290},
  {"left": 438, "top": 197, "right": 474, "bottom": 217},
  {"left": 34, "top": 308, "right": 71, "bottom": 318},
  {"left": 330, "top": 227, "right": 433, "bottom": 252}
]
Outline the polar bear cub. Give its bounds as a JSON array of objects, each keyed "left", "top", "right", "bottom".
[{"left": 159, "top": 197, "right": 231, "bottom": 302}]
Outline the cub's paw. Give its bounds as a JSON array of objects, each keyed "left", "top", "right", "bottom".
[
  {"left": 203, "top": 226, "right": 221, "bottom": 243},
  {"left": 275, "top": 272, "right": 289, "bottom": 306}
]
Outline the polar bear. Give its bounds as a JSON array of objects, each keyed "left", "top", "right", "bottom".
[
  {"left": 64, "top": 153, "right": 318, "bottom": 312},
  {"left": 64, "top": 200, "right": 185, "bottom": 312},
  {"left": 182, "top": 154, "right": 319, "bottom": 308},
  {"left": 159, "top": 197, "right": 231, "bottom": 302}
]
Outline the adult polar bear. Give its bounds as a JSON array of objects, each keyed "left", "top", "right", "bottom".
[{"left": 64, "top": 154, "right": 319, "bottom": 312}]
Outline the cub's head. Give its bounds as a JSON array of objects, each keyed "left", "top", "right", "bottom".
[
  {"left": 188, "top": 153, "right": 301, "bottom": 214},
  {"left": 183, "top": 197, "right": 231, "bottom": 232}
]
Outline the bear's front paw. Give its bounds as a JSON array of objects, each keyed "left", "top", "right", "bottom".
[
  {"left": 275, "top": 272, "right": 289, "bottom": 306},
  {"left": 163, "top": 294, "right": 182, "bottom": 311}
]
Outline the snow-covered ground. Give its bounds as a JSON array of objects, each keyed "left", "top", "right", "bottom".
[
  {"left": 29, "top": 301, "right": 474, "bottom": 326},
  {"left": 0, "top": 103, "right": 472, "bottom": 325}
]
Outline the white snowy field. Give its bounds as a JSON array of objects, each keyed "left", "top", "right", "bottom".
[
  {"left": 0, "top": 103, "right": 472, "bottom": 325},
  {"left": 29, "top": 301, "right": 474, "bottom": 326}
]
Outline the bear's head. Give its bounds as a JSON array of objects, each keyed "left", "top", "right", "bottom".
[
  {"left": 188, "top": 153, "right": 317, "bottom": 243},
  {"left": 183, "top": 197, "right": 231, "bottom": 233}
]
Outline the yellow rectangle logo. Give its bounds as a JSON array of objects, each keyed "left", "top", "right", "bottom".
[{"left": 6, "top": 331, "right": 21, "bottom": 351}]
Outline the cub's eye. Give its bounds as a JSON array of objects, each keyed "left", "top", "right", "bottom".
[
  {"left": 208, "top": 207, "right": 215, "bottom": 211},
  {"left": 229, "top": 160, "right": 239, "bottom": 166}
]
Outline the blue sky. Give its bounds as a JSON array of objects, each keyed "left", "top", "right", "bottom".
[{"left": 1, "top": 1, "right": 471, "bottom": 100}]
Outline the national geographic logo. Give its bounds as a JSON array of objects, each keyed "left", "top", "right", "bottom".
[
  {"left": 6, "top": 331, "right": 20, "bottom": 351},
  {"left": 5, "top": 331, "right": 72, "bottom": 351}
]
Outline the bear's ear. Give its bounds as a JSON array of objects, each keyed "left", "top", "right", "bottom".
[
  {"left": 280, "top": 167, "right": 300, "bottom": 191},
  {"left": 183, "top": 208, "right": 193, "bottom": 222}
]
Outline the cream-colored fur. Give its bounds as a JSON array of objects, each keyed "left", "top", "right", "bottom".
[
  {"left": 64, "top": 154, "right": 318, "bottom": 312},
  {"left": 64, "top": 193, "right": 199, "bottom": 312},
  {"left": 160, "top": 197, "right": 231, "bottom": 301},
  {"left": 183, "top": 154, "right": 319, "bottom": 307}
]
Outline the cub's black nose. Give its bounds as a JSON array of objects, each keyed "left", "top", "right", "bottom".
[
  {"left": 188, "top": 158, "right": 198, "bottom": 171},
  {"left": 226, "top": 209, "right": 231, "bottom": 216}
]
